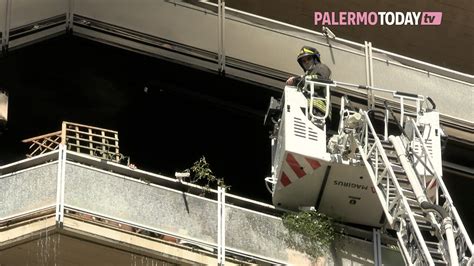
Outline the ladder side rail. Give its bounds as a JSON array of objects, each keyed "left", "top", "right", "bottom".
[
  {"left": 395, "top": 117, "right": 469, "bottom": 265},
  {"left": 359, "top": 148, "right": 434, "bottom": 265},
  {"left": 338, "top": 96, "right": 346, "bottom": 134},
  {"left": 363, "top": 120, "right": 368, "bottom": 155},
  {"left": 396, "top": 208, "right": 434, "bottom": 265},
  {"left": 362, "top": 111, "right": 416, "bottom": 198},
  {"left": 396, "top": 228, "right": 412, "bottom": 266},
  {"left": 411, "top": 118, "right": 474, "bottom": 258},
  {"left": 357, "top": 143, "right": 395, "bottom": 225},
  {"left": 360, "top": 110, "right": 435, "bottom": 265},
  {"left": 308, "top": 82, "right": 314, "bottom": 121},
  {"left": 360, "top": 111, "right": 406, "bottom": 202},
  {"left": 357, "top": 112, "right": 398, "bottom": 225}
]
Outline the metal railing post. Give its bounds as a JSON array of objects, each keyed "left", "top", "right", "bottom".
[
  {"left": 222, "top": 186, "right": 226, "bottom": 264},
  {"left": 55, "top": 143, "right": 66, "bottom": 225},
  {"left": 66, "top": 0, "right": 75, "bottom": 32},
  {"left": 2, "top": 0, "right": 12, "bottom": 53},
  {"left": 55, "top": 145, "right": 64, "bottom": 223},
  {"left": 217, "top": 186, "right": 221, "bottom": 263},
  {"left": 217, "top": 186, "right": 226, "bottom": 265},
  {"left": 221, "top": 1, "right": 226, "bottom": 72},
  {"left": 364, "top": 41, "right": 375, "bottom": 110},
  {"left": 373, "top": 228, "right": 382, "bottom": 266},
  {"left": 217, "top": 0, "right": 226, "bottom": 73},
  {"left": 60, "top": 144, "right": 66, "bottom": 224}
]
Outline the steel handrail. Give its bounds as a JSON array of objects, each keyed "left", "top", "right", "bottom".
[{"left": 195, "top": 1, "right": 473, "bottom": 81}]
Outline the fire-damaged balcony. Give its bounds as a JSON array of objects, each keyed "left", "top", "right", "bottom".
[{"left": 1, "top": 122, "right": 404, "bottom": 265}]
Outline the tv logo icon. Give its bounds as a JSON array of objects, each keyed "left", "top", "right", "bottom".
[{"left": 421, "top": 12, "right": 442, "bottom": 25}]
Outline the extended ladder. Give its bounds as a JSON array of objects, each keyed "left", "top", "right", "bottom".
[{"left": 349, "top": 93, "right": 474, "bottom": 265}]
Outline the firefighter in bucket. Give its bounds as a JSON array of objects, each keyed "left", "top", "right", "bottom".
[{"left": 286, "top": 46, "right": 333, "bottom": 120}]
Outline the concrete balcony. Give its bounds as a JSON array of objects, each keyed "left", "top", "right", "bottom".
[{"left": 1, "top": 146, "right": 404, "bottom": 265}]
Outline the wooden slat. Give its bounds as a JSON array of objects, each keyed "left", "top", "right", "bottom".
[
  {"left": 29, "top": 142, "right": 43, "bottom": 157},
  {"left": 114, "top": 133, "right": 119, "bottom": 162},
  {"left": 75, "top": 126, "right": 80, "bottom": 153},
  {"left": 64, "top": 121, "right": 118, "bottom": 134},
  {"left": 28, "top": 136, "right": 61, "bottom": 156},
  {"left": 22, "top": 131, "right": 61, "bottom": 143},
  {"left": 88, "top": 128, "right": 94, "bottom": 156},
  {"left": 41, "top": 136, "right": 61, "bottom": 155},
  {"left": 65, "top": 135, "right": 119, "bottom": 149},
  {"left": 46, "top": 136, "right": 61, "bottom": 146},
  {"left": 66, "top": 128, "right": 118, "bottom": 141},
  {"left": 23, "top": 121, "right": 122, "bottom": 162},
  {"left": 67, "top": 142, "right": 114, "bottom": 154},
  {"left": 67, "top": 143, "right": 120, "bottom": 161},
  {"left": 102, "top": 131, "right": 107, "bottom": 160}
]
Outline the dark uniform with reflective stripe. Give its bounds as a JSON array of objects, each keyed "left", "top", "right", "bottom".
[
  {"left": 293, "top": 62, "right": 332, "bottom": 88},
  {"left": 289, "top": 46, "right": 332, "bottom": 116}
]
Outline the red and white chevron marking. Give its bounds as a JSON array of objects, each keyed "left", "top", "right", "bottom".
[{"left": 280, "top": 153, "right": 321, "bottom": 187}]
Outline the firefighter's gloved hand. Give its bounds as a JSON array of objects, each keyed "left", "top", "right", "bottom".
[{"left": 286, "top": 76, "right": 295, "bottom": 85}]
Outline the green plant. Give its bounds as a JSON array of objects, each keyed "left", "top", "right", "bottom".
[
  {"left": 282, "top": 210, "right": 336, "bottom": 259},
  {"left": 185, "top": 156, "right": 230, "bottom": 195}
]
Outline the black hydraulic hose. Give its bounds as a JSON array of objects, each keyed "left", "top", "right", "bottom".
[
  {"left": 383, "top": 100, "right": 409, "bottom": 139},
  {"left": 420, "top": 201, "right": 448, "bottom": 219},
  {"left": 367, "top": 109, "right": 386, "bottom": 119},
  {"left": 426, "top": 97, "right": 436, "bottom": 110}
]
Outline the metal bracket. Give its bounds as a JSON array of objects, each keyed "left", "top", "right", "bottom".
[
  {"left": 217, "top": 0, "right": 226, "bottom": 74},
  {"left": 1, "top": 0, "right": 12, "bottom": 54}
]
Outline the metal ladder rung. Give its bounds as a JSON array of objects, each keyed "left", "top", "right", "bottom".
[
  {"left": 400, "top": 187, "right": 415, "bottom": 194},
  {"left": 432, "top": 258, "right": 448, "bottom": 265},
  {"left": 405, "top": 197, "right": 418, "bottom": 205},
  {"left": 412, "top": 211, "right": 431, "bottom": 219},
  {"left": 425, "top": 240, "right": 442, "bottom": 247},
  {"left": 417, "top": 222, "right": 434, "bottom": 231},
  {"left": 428, "top": 248, "right": 443, "bottom": 258},
  {"left": 392, "top": 167, "right": 405, "bottom": 175}
]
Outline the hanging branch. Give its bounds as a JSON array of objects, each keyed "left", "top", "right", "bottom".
[{"left": 183, "top": 156, "right": 230, "bottom": 196}]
